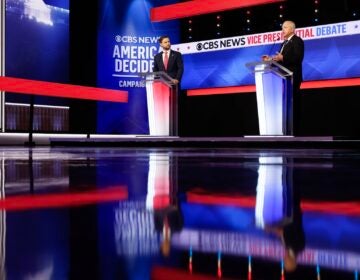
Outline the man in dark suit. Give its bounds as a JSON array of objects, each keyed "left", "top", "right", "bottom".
[
  {"left": 263, "top": 21, "right": 304, "bottom": 136},
  {"left": 263, "top": 162, "right": 305, "bottom": 273},
  {"left": 153, "top": 35, "right": 184, "bottom": 85},
  {"left": 153, "top": 35, "right": 185, "bottom": 135}
]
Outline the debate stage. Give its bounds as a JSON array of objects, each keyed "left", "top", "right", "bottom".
[
  {"left": 25, "top": 134, "right": 360, "bottom": 148},
  {"left": 1, "top": 133, "right": 360, "bottom": 148},
  {"left": 49, "top": 135, "right": 360, "bottom": 148}
]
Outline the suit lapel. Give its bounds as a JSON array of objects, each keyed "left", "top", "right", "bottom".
[
  {"left": 158, "top": 52, "right": 165, "bottom": 70},
  {"left": 167, "top": 51, "right": 175, "bottom": 70},
  {"left": 281, "top": 37, "right": 293, "bottom": 55}
]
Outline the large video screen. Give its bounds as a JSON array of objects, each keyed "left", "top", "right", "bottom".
[
  {"left": 96, "top": 0, "right": 179, "bottom": 134},
  {"left": 175, "top": 20, "right": 360, "bottom": 89}
]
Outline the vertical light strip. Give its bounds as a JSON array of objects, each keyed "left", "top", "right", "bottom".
[
  {"left": 248, "top": 256, "right": 252, "bottom": 280},
  {"left": 254, "top": 64, "right": 267, "bottom": 134},
  {"left": 0, "top": 0, "right": 5, "bottom": 132},
  {"left": 0, "top": 158, "right": 5, "bottom": 280},
  {"left": 189, "top": 246, "right": 193, "bottom": 273},
  {"left": 0, "top": 210, "right": 4, "bottom": 280},
  {"left": 217, "top": 251, "right": 222, "bottom": 278}
]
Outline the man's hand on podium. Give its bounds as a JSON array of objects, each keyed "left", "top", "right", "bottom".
[
  {"left": 261, "top": 55, "right": 272, "bottom": 61},
  {"left": 272, "top": 52, "right": 283, "bottom": 62},
  {"left": 262, "top": 52, "right": 284, "bottom": 62}
]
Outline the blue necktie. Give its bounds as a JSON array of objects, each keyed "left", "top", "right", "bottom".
[{"left": 280, "top": 40, "right": 288, "bottom": 54}]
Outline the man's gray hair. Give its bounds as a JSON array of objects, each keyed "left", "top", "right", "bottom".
[{"left": 284, "top": 20, "right": 296, "bottom": 29}]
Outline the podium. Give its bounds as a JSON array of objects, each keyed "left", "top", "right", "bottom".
[
  {"left": 246, "top": 60, "right": 293, "bottom": 135},
  {"left": 255, "top": 156, "right": 293, "bottom": 228},
  {"left": 140, "top": 72, "right": 178, "bottom": 136}
]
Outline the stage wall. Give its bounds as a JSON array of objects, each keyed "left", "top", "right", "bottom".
[{"left": 97, "top": 0, "right": 180, "bottom": 134}]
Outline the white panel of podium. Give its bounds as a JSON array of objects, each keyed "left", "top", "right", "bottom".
[
  {"left": 246, "top": 61, "right": 293, "bottom": 136},
  {"left": 140, "top": 72, "right": 178, "bottom": 136}
]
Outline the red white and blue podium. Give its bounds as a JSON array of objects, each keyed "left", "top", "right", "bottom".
[
  {"left": 141, "top": 72, "right": 178, "bottom": 136},
  {"left": 246, "top": 61, "right": 293, "bottom": 136}
]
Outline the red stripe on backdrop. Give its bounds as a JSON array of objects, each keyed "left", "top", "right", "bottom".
[
  {"left": 150, "top": 0, "right": 285, "bottom": 22},
  {"left": 0, "top": 76, "right": 128, "bottom": 102},
  {"left": 186, "top": 191, "right": 360, "bottom": 216},
  {"left": 0, "top": 186, "right": 128, "bottom": 211},
  {"left": 187, "top": 78, "right": 360, "bottom": 96},
  {"left": 301, "top": 78, "right": 360, "bottom": 89}
]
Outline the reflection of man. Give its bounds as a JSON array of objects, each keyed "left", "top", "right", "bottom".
[
  {"left": 147, "top": 153, "right": 183, "bottom": 256},
  {"left": 153, "top": 35, "right": 184, "bottom": 85},
  {"left": 263, "top": 21, "right": 304, "bottom": 136},
  {"left": 154, "top": 203, "right": 183, "bottom": 257},
  {"left": 266, "top": 182, "right": 305, "bottom": 272},
  {"left": 255, "top": 156, "right": 305, "bottom": 272}
]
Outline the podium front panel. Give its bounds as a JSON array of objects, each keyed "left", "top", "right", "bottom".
[
  {"left": 260, "top": 72, "right": 284, "bottom": 135},
  {"left": 146, "top": 81, "right": 171, "bottom": 136},
  {"left": 252, "top": 62, "right": 292, "bottom": 136},
  {"left": 246, "top": 60, "right": 293, "bottom": 135}
]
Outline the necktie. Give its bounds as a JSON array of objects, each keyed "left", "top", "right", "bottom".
[
  {"left": 280, "top": 40, "right": 288, "bottom": 54},
  {"left": 164, "top": 51, "right": 169, "bottom": 70}
]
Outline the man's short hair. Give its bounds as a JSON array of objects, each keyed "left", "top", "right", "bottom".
[
  {"left": 158, "top": 35, "right": 170, "bottom": 43},
  {"left": 284, "top": 20, "right": 296, "bottom": 29}
]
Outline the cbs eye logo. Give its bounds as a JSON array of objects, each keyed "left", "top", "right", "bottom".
[
  {"left": 196, "top": 41, "right": 219, "bottom": 51},
  {"left": 115, "top": 36, "right": 138, "bottom": 43}
]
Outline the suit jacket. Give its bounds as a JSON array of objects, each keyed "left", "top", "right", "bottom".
[
  {"left": 283, "top": 182, "right": 305, "bottom": 256},
  {"left": 153, "top": 50, "right": 184, "bottom": 82},
  {"left": 154, "top": 205, "right": 183, "bottom": 233},
  {"left": 279, "top": 35, "right": 304, "bottom": 90}
]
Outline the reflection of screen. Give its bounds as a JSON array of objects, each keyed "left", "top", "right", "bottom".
[
  {"left": 5, "top": 0, "right": 69, "bottom": 82},
  {"left": 171, "top": 227, "right": 360, "bottom": 272},
  {"left": 176, "top": 20, "right": 360, "bottom": 89},
  {"left": 6, "top": 210, "right": 69, "bottom": 279}
]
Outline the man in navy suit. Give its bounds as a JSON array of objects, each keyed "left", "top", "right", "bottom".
[
  {"left": 153, "top": 36, "right": 185, "bottom": 135},
  {"left": 153, "top": 35, "right": 184, "bottom": 85},
  {"left": 263, "top": 21, "right": 304, "bottom": 136}
]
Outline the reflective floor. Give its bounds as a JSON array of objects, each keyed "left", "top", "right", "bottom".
[{"left": 0, "top": 147, "right": 359, "bottom": 280}]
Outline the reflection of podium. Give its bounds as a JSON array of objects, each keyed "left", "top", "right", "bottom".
[
  {"left": 140, "top": 72, "right": 178, "bottom": 136},
  {"left": 246, "top": 61, "right": 293, "bottom": 135},
  {"left": 255, "top": 156, "right": 293, "bottom": 228}
]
